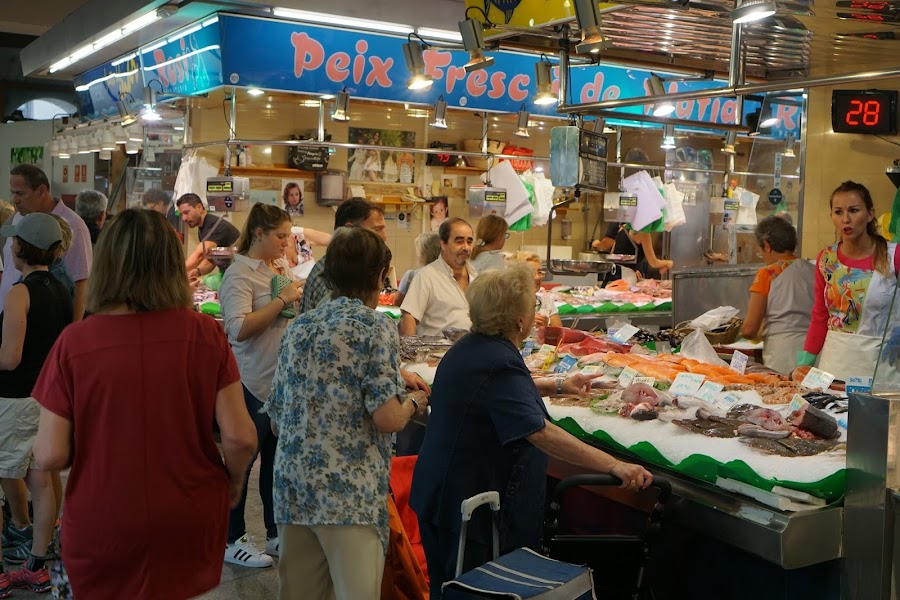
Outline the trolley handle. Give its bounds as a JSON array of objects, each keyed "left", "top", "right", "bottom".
[
  {"left": 455, "top": 491, "right": 501, "bottom": 577},
  {"left": 550, "top": 473, "right": 672, "bottom": 507}
]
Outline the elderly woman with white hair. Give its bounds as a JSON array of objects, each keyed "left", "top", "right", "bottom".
[
  {"left": 74, "top": 190, "right": 107, "bottom": 245},
  {"left": 410, "top": 264, "right": 653, "bottom": 598}
]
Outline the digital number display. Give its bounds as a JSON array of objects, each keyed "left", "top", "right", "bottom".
[
  {"left": 832, "top": 90, "right": 898, "bottom": 134},
  {"left": 207, "top": 180, "right": 234, "bottom": 193}
]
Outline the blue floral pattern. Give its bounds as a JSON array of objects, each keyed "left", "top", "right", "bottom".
[{"left": 265, "top": 296, "right": 405, "bottom": 550}]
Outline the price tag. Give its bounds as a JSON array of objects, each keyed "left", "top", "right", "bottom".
[
  {"left": 618, "top": 367, "right": 639, "bottom": 388},
  {"left": 634, "top": 377, "right": 656, "bottom": 386},
  {"left": 618, "top": 195, "right": 637, "bottom": 207},
  {"left": 656, "top": 341, "right": 672, "bottom": 355},
  {"left": 846, "top": 376, "right": 873, "bottom": 394},
  {"left": 539, "top": 344, "right": 557, "bottom": 354},
  {"left": 581, "top": 365, "right": 604, "bottom": 376},
  {"left": 715, "top": 392, "right": 743, "bottom": 408},
  {"left": 521, "top": 340, "right": 535, "bottom": 357},
  {"left": 612, "top": 324, "right": 640, "bottom": 343},
  {"left": 788, "top": 394, "right": 809, "bottom": 413},
  {"left": 671, "top": 372, "right": 706, "bottom": 396},
  {"left": 555, "top": 355, "right": 578, "bottom": 373},
  {"left": 697, "top": 381, "right": 725, "bottom": 403},
  {"left": 801, "top": 367, "right": 836, "bottom": 391},
  {"left": 730, "top": 351, "right": 749, "bottom": 374}
]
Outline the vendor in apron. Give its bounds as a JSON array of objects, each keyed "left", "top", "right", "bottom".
[
  {"left": 741, "top": 216, "right": 815, "bottom": 375},
  {"left": 799, "top": 181, "right": 900, "bottom": 381}
]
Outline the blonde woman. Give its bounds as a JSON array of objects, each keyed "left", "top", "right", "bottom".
[
  {"left": 511, "top": 251, "right": 563, "bottom": 328},
  {"left": 48, "top": 215, "right": 74, "bottom": 299},
  {"left": 470, "top": 214, "right": 509, "bottom": 273}
]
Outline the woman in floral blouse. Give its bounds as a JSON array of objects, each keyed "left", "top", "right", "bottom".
[{"left": 265, "top": 226, "right": 428, "bottom": 600}]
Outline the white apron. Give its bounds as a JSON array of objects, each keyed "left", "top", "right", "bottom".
[{"left": 817, "top": 243, "right": 899, "bottom": 382}]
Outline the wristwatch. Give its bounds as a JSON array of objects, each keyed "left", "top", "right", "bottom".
[{"left": 556, "top": 377, "right": 564, "bottom": 395}]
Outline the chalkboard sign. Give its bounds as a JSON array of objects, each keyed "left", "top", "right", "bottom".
[{"left": 288, "top": 144, "right": 330, "bottom": 171}]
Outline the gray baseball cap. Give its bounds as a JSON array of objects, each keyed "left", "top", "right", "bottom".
[{"left": 0, "top": 213, "right": 62, "bottom": 250}]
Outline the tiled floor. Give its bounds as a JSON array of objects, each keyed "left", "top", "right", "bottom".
[{"left": 12, "top": 456, "right": 280, "bottom": 599}]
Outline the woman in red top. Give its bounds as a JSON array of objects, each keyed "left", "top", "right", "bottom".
[{"left": 31, "top": 209, "right": 258, "bottom": 600}]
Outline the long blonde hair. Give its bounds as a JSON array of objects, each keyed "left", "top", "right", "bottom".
[{"left": 471, "top": 215, "right": 509, "bottom": 261}]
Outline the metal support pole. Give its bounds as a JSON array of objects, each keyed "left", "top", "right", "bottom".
[
  {"left": 558, "top": 49, "right": 569, "bottom": 108},
  {"left": 317, "top": 99, "right": 325, "bottom": 143}
]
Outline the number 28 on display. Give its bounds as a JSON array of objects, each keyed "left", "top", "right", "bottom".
[{"left": 831, "top": 89, "right": 898, "bottom": 134}]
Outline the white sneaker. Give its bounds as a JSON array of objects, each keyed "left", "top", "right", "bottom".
[
  {"left": 224, "top": 534, "right": 274, "bottom": 568},
  {"left": 265, "top": 537, "right": 280, "bottom": 557}
]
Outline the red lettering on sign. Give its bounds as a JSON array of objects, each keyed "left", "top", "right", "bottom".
[
  {"left": 152, "top": 49, "right": 169, "bottom": 86},
  {"left": 580, "top": 72, "right": 605, "bottom": 103},
  {"left": 488, "top": 72, "right": 506, "bottom": 99},
  {"left": 291, "top": 32, "right": 325, "bottom": 78},
  {"left": 445, "top": 66, "right": 467, "bottom": 94},
  {"left": 326, "top": 52, "right": 351, "bottom": 82},
  {"left": 695, "top": 98, "right": 711, "bottom": 120},
  {"left": 353, "top": 40, "right": 367, "bottom": 84},
  {"left": 509, "top": 74, "right": 529, "bottom": 101},
  {"left": 675, "top": 99, "right": 693, "bottom": 119},
  {"left": 366, "top": 56, "right": 393, "bottom": 87},
  {"left": 423, "top": 50, "right": 451, "bottom": 80},
  {"left": 775, "top": 105, "right": 799, "bottom": 130},
  {"left": 720, "top": 99, "right": 738, "bottom": 124},
  {"left": 466, "top": 70, "right": 488, "bottom": 97},
  {"left": 603, "top": 85, "right": 620, "bottom": 101}
]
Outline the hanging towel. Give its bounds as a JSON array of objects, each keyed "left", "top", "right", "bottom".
[
  {"left": 622, "top": 170, "right": 665, "bottom": 231},
  {"left": 530, "top": 173, "right": 555, "bottom": 227},
  {"left": 663, "top": 182, "right": 687, "bottom": 231}
]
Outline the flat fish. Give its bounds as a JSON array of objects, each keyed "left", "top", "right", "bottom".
[
  {"left": 741, "top": 436, "right": 839, "bottom": 456},
  {"left": 672, "top": 418, "right": 739, "bottom": 438},
  {"left": 736, "top": 423, "right": 791, "bottom": 439}
]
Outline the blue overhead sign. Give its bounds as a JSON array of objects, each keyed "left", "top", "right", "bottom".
[{"left": 139, "top": 17, "right": 223, "bottom": 95}]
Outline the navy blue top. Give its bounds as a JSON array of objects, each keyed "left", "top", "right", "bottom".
[{"left": 410, "top": 333, "right": 549, "bottom": 551}]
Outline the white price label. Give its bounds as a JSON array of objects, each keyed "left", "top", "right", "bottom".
[
  {"left": 697, "top": 381, "right": 725, "bottom": 403},
  {"left": 715, "top": 393, "right": 743, "bottom": 408},
  {"left": 539, "top": 344, "right": 557, "bottom": 354},
  {"left": 788, "top": 393, "right": 809, "bottom": 413},
  {"left": 730, "top": 351, "right": 749, "bottom": 374},
  {"left": 801, "top": 367, "right": 836, "bottom": 391},
  {"left": 846, "top": 376, "right": 873, "bottom": 394},
  {"left": 618, "top": 366, "right": 639, "bottom": 388},
  {"left": 634, "top": 377, "right": 656, "bottom": 386},
  {"left": 580, "top": 365, "right": 604, "bottom": 376},
  {"left": 612, "top": 324, "right": 640, "bottom": 344},
  {"left": 671, "top": 372, "right": 706, "bottom": 396}
]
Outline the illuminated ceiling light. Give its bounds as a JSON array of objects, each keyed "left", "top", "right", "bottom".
[
  {"left": 574, "top": 0, "right": 611, "bottom": 54},
  {"left": 114, "top": 126, "right": 128, "bottom": 144},
  {"left": 661, "top": 124, "right": 676, "bottom": 149},
  {"left": 88, "top": 133, "right": 102, "bottom": 153},
  {"left": 430, "top": 97, "right": 448, "bottom": 129},
  {"left": 48, "top": 9, "right": 162, "bottom": 74},
  {"left": 320, "top": 93, "right": 335, "bottom": 100},
  {"left": 121, "top": 11, "right": 162, "bottom": 36},
  {"left": 533, "top": 60, "right": 557, "bottom": 105},
  {"left": 731, "top": 0, "right": 777, "bottom": 24},
  {"left": 649, "top": 75, "right": 675, "bottom": 117},
  {"left": 127, "top": 125, "right": 144, "bottom": 142},
  {"left": 125, "top": 139, "right": 140, "bottom": 154},
  {"left": 783, "top": 133, "right": 796, "bottom": 158},
  {"left": 459, "top": 18, "right": 494, "bottom": 72},
  {"left": 58, "top": 139, "right": 71, "bottom": 160},
  {"left": 167, "top": 24, "right": 201, "bottom": 43},
  {"left": 247, "top": 88, "right": 266, "bottom": 96},
  {"left": 77, "top": 135, "right": 91, "bottom": 154},
  {"left": 515, "top": 105, "right": 530, "bottom": 138},
  {"left": 118, "top": 95, "right": 136, "bottom": 127},
  {"left": 141, "top": 84, "right": 162, "bottom": 121},
  {"left": 101, "top": 127, "right": 117, "bottom": 151},
  {"left": 722, "top": 130, "right": 737, "bottom": 154},
  {"left": 202, "top": 16, "right": 219, "bottom": 27},
  {"left": 272, "top": 7, "right": 413, "bottom": 34},
  {"left": 403, "top": 41, "right": 433, "bottom": 90},
  {"left": 416, "top": 27, "right": 462, "bottom": 42},
  {"left": 98, "top": 149, "right": 112, "bottom": 161},
  {"left": 173, "top": 125, "right": 185, "bottom": 131},
  {"left": 332, "top": 89, "right": 350, "bottom": 122},
  {"left": 760, "top": 114, "right": 779, "bottom": 128},
  {"left": 111, "top": 53, "right": 137, "bottom": 67}
]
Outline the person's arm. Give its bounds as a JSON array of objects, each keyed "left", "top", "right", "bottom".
[
  {"left": 0, "top": 284, "right": 27, "bottom": 371},
  {"left": 591, "top": 236, "right": 616, "bottom": 252},
  {"left": 633, "top": 232, "right": 673, "bottom": 273},
  {"left": 399, "top": 312, "right": 419, "bottom": 336},
  {"left": 400, "top": 369, "right": 431, "bottom": 394},
  {"left": 804, "top": 253, "right": 828, "bottom": 355},
  {"left": 534, "top": 372, "right": 602, "bottom": 396},
  {"left": 303, "top": 228, "right": 332, "bottom": 246},
  {"left": 372, "top": 390, "right": 428, "bottom": 433},
  {"left": 186, "top": 241, "right": 216, "bottom": 275},
  {"left": 33, "top": 408, "right": 73, "bottom": 471},
  {"left": 741, "top": 292, "right": 767, "bottom": 340},
  {"left": 215, "top": 380, "right": 258, "bottom": 508},
  {"left": 221, "top": 272, "right": 303, "bottom": 343},
  {"left": 528, "top": 420, "right": 652, "bottom": 489},
  {"left": 72, "top": 279, "right": 87, "bottom": 321}
]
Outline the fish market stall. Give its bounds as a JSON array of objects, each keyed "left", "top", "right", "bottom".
[{"left": 542, "top": 279, "right": 674, "bottom": 330}]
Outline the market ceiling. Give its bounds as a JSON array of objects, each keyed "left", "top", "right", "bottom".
[{"left": 13, "top": 0, "right": 900, "bottom": 87}]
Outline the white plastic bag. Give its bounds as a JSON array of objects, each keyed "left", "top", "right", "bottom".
[
  {"left": 679, "top": 329, "right": 729, "bottom": 367},
  {"left": 690, "top": 306, "right": 740, "bottom": 331}
]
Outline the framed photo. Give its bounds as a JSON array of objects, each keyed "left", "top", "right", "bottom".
[{"left": 347, "top": 128, "right": 416, "bottom": 184}]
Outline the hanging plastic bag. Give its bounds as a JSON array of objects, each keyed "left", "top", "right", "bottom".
[
  {"left": 690, "top": 306, "right": 740, "bottom": 331},
  {"left": 679, "top": 329, "right": 729, "bottom": 367}
]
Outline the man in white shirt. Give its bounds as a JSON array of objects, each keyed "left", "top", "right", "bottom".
[
  {"left": 400, "top": 218, "right": 477, "bottom": 336},
  {"left": 0, "top": 164, "right": 92, "bottom": 320}
]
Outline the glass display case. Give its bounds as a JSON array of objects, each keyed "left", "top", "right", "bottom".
[{"left": 871, "top": 286, "right": 900, "bottom": 394}]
